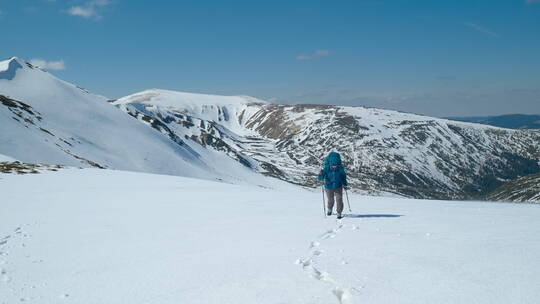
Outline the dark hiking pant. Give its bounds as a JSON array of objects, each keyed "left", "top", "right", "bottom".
[{"left": 326, "top": 187, "right": 344, "bottom": 214}]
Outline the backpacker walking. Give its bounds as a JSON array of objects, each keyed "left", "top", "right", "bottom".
[{"left": 318, "top": 152, "right": 349, "bottom": 219}]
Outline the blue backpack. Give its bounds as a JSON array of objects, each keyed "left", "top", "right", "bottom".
[
  {"left": 324, "top": 152, "right": 343, "bottom": 170},
  {"left": 318, "top": 152, "right": 348, "bottom": 189}
]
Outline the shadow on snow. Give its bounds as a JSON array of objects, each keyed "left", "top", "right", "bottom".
[{"left": 345, "top": 214, "right": 402, "bottom": 218}]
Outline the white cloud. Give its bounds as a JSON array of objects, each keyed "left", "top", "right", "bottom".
[
  {"left": 30, "top": 59, "right": 66, "bottom": 70},
  {"left": 67, "top": 0, "right": 112, "bottom": 19},
  {"left": 68, "top": 6, "right": 96, "bottom": 18},
  {"left": 463, "top": 22, "right": 499, "bottom": 38},
  {"left": 297, "top": 50, "right": 331, "bottom": 60}
]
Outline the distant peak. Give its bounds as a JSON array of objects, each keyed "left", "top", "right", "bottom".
[
  {"left": 8, "top": 57, "right": 33, "bottom": 67},
  {"left": 0, "top": 57, "right": 28, "bottom": 81},
  {"left": 115, "top": 88, "right": 269, "bottom": 107}
]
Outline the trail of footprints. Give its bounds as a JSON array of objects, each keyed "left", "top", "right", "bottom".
[
  {"left": 296, "top": 219, "right": 361, "bottom": 304},
  {"left": 0, "top": 224, "right": 64, "bottom": 303},
  {"left": 3, "top": 220, "right": 362, "bottom": 303},
  {"left": 1, "top": 225, "right": 34, "bottom": 303},
  {"left": 0, "top": 227, "right": 25, "bottom": 286}
]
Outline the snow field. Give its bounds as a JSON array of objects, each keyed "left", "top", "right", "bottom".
[{"left": 1, "top": 169, "right": 540, "bottom": 303}]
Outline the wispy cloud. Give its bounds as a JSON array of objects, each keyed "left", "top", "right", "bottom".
[
  {"left": 30, "top": 59, "right": 66, "bottom": 70},
  {"left": 68, "top": 6, "right": 96, "bottom": 18},
  {"left": 463, "top": 22, "right": 500, "bottom": 38},
  {"left": 526, "top": 0, "right": 540, "bottom": 4},
  {"left": 297, "top": 50, "right": 330, "bottom": 60},
  {"left": 67, "top": 0, "right": 112, "bottom": 20}
]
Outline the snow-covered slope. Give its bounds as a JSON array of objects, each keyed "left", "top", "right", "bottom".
[
  {"left": 115, "top": 90, "right": 540, "bottom": 200},
  {"left": 0, "top": 57, "right": 282, "bottom": 186},
  {"left": 2, "top": 168, "right": 540, "bottom": 303},
  {"left": 114, "top": 89, "right": 267, "bottom": 136},
  {"left": 0, "top": 153, "right": 17, "bottom": 162},
  {"left": 113, "top": 89, "right": 270, "bottom": 174},
  {"left": 484, "top": 172, "right": 540, "bottom": 203}
]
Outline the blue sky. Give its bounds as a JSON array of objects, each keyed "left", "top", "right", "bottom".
[{"left": 1, "top": 0, "right": 539, "bottom": 116}]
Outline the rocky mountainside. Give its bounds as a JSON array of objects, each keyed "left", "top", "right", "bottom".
[
  {"left": 114, "top": 89, "right": 540, "bottom": 200},
  {"left": 483, "top": 173, "right": 540, "bottom": 203}
]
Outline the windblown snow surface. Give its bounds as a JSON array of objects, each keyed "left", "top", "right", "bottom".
[{"left": 1, "top": 169, "right": 539, "bottom": 303}]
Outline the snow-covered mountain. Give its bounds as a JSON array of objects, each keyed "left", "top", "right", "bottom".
[
  {"left": 114, "top": 89, "right": 540, "bottom": 200},
  {"left": 0, "top": 57, "right": 280, "bottom": 187},
  {"left": 2, "top": 56, "right": 539, "bottom": 200}
]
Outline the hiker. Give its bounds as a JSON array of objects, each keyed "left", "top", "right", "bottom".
[{"left": 318, "top": 152, "right": 348, "bottom": 219}]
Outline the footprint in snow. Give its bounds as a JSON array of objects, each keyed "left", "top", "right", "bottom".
[
  {"left": 320, "top": 229, "right": 337, "bottom": 240},
  {"left": 332, "top": 287, "right": 351, "bottom": 304},
  {"left": 311, "top": 249, "right": 323, "bottom": 257},
  {"left": 308, "top": 266, "right": 333, "bottom": 282},
  {"left": 296, "top": 219, "right": 355, "bottom": 303},
  {"left": 295, "top": 258, "right": 312, "bottom": 268}
]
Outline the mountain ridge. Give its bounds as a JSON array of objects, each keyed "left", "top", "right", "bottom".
[
  {"left": 2, "top": 57, "right": 539, "bottom": 201},
  {"left": 445, "top": 114, "right": 540, "bottom": 130},
  {"left": 0, "top": 57, "right": 285, "bottom": 188},
  {"left": 483, "top": 172, "right": 540, "bottom": 203},
  {"left": 115, "top": 89, "right": 540, "bottom": 200}
]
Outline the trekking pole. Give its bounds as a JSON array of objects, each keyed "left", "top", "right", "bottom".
[
  {"left": 321, "top": 185, "right": 326, "bottom": 217},
  {"left": 345, "top": 187, "right": 352, "bottom": 212}
]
